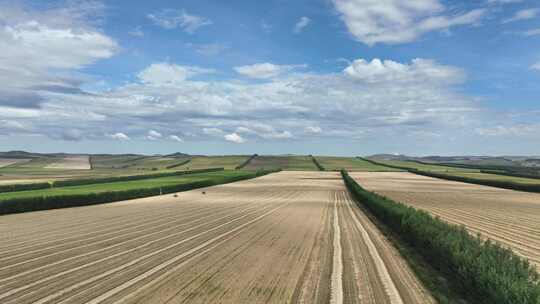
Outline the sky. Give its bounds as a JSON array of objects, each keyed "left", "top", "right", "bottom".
[{"left": 0, "top": 0, "right": 539, "bottom": 156}]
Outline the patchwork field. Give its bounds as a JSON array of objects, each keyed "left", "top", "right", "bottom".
[
  {"left": 243, "top": 155, "right": 318, "bottom": 171},
  {"left": 351, "top": 172, "right": 540, "bottom": 267},
  {"left": 376, "top": 160, "right": 478, "bottom": 172},
  {"left": 0, "top": 171, "right": 433, "bottom": 303},
  {"left": 316, "top": 157, "right": 401, "bottom": 171},
  {"left": 0, "top": 159, "right": 29, "bottom": 168},
  {"left": 176, "top": 156, "right": 248, "bottom": 170},
  {"left": 45, "top": 156, "right": 91, "bottom": 170},
  {"left": 0, "top": 171, "right": 248, "bottom": 201}
]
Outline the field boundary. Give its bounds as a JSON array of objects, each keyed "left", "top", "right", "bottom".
[
  {"left": 310, "top": 155, "right": 325, "bottom": 171},
  {"left": 235, "top": 154, "right": 258, "bottom": 170},
  {"left": 165, "top": 159, "right": 191, "bottom": 169},
  {"left": 360, "top": 157, "right": 540, "bottom": 193},
  {"left": 341, "top": 170, "right": 540, "bottom": 303},
  {"left": 0, "top": 169, "right": 280, "bottom": 215}
]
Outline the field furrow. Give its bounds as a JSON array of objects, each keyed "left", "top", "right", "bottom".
[
  {"left": 351, "top": 172, "right": 540, "bottom": 268},
  {"left": 0, "top": 171, "right": 433, "bottom": 303}
]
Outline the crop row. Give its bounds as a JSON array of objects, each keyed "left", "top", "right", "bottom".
[
  {"left": 0, "top": 169, "right": 279, "bottom": 215},
  {"left": 341, "top": 170, "right": 540, "bottom": 303}
]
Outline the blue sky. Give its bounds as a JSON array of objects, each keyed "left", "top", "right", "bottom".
[{"left": 0, "top": 0, "right": 539, "bottom": 156}]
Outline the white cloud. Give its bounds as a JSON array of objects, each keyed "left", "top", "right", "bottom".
[
  {"left": 487, "top": 0, "right": 523, "bottom": 4},
  {"left": 147, "top": 9, "right": 212, "bottom": 33},
  {"left": 305, "top": 126, "right": 322, "bottom": 134},
  {"left": 235, "top": 123, "right": 293, "bottom": 139},
  {"left": 203, "top": 128, "right": 225, "bottom": 136},
  {"left": 524, "top": 28, "right": 540, "bottom": 36},
  {"left": 0, "top": 3, "right": 118, "bottom": 110},
  {"left": 108, "top": 132, "right": 130, "bottom": 140},
  {"left": 503, "top": 8, "right": 539, "bottom": 23},
  {"left": 344, "top": 58, "right": 464, "bottom": 84},
  {"left": 169, "top": 135, "right": 183, "bottom": 142},
  {"left": 234, "top": 63, "right": 307, "bottom": 79},
  {"left": 476, "top": 124, "right": 540, "bottom": 136},
  {"left": 294, "top": 17, "right": 311, "bottom": 33},
  {"left": 146, "top": 130, "right": 162, "bottom": 140},
  {"left": 332, "top": 0, "right": 485, "bottom": 45},
  {"left": 531, "top": 62, "right": 540, "bottom": 71},
  {"left": 137, "top": 63, "right": 214, "bottom": 85},
  {"left": 224, "top": 133, "right": 246, "bottom": 143}
]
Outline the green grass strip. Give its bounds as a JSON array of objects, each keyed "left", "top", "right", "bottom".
[{"left": 0, "top": 169, "right": 280, "bottom": 215}]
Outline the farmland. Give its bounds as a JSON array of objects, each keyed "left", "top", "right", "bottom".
[
  {"left": 369, "top": 158, "right": 540, "bottom": 190},
  {"left": 243, "top": 155, "right": 318, "bottom": 170},
  {"left": 0, "top": 171, "right": 434, "bottom": 303},
  {"left": 350, "top": 172, "right": 540, "bottom": 267},
  {"left": 316, "top": 156, "right": 401, "bottom": 171},
  {"left": 0, "top": 170, "right": 248, "bottom": 201},
  {"left": 175, "top": 155, "right": 249, "bottom": 170}
]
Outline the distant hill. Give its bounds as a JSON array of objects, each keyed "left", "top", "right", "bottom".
[{"left": 366, "top": 154, "right": 540, "bottom": 168}]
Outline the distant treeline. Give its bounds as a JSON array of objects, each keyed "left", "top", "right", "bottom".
[
  {"left": 235, "top": 154, "right": 258, "bottom": 169},
  {"left": 480, "top": 169, "right": 540, "bottom": 180},
  {"left": 310, "top": 155, "right": 325, "bottom": 171},
  {"left": 361, "top": 157, "right": 540, "bottom": 193},
  {"left": 0, "top": 168, "right": 224, "bottom": 194},
  {"left": 0, "top": 169, "right": 280, "bottom": 215},
  {"left": 341, "top": 170, "right": 540, "bottom": 303},
  {"left": 0, "top": 182, "right": 52, "bottom": 193}
]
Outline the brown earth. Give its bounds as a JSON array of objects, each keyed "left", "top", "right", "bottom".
[
  {"left": 0, "top": 171, "right": 433, "bottom": 303},
  {"left": 351, "top": 172, "right": 540, "bottom": 267}
]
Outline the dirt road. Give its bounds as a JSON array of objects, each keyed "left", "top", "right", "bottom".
[
  {"left": 351, "top": 172, "right": 540, "bottom": 267},
  {"left": 0, "top": 171, "right": 433, "bottom": 303}
]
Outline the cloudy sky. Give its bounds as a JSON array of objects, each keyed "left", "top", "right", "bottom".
[{"left": 0, "top": 0, "right": 539, "bottom": 156}]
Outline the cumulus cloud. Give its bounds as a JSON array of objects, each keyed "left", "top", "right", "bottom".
[
  {"left": 108, "top": 132, "right": 130, "bottom": 140},
  {"left": 224, "top": 133, "right": 246, "bottom": 143},
  {"left": 147, "top": 9, "right": 212, "bottom": 33},
  {"left": 344, "top": 58, "right": 465, "bottom": 84},
  {"left": 332, "top": 0, "right": 485, "bottom": 45},
  {"left": 146, "top": 130, "right": 163, "bottom": 140},
  {"left": 502, "top": 8, "right": 539, "bottom": 23},
  {"left": 234, "top": 63, "right": 307, "bottom": 79},
  {"left": 169, "top": 135, "right": 183, "bottom": 142},
  {"left": 235, "top": 123, "right": 293, "bottom": 139},
  {"left": 294, "top": 17, "right": 311, "bottom": 33},
  {"left": 0, "top": 2, "right": 118, "bottom": 110},
  {"left": 137, "top": 63, "right": 215, "bottom": 85},
  {"left": 531, "top": 62, "right": 540, "bottom": 71}
]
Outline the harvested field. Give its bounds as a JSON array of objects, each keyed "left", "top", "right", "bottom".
[
  {"left": 0, "top": 171, "right": 433, "bottom": 303},
  {"left": 351, "top": 172, "right": 540, "bottom": 267},
  {"left": 45, "top": 156, "right": 91, "bottom": 170}
]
